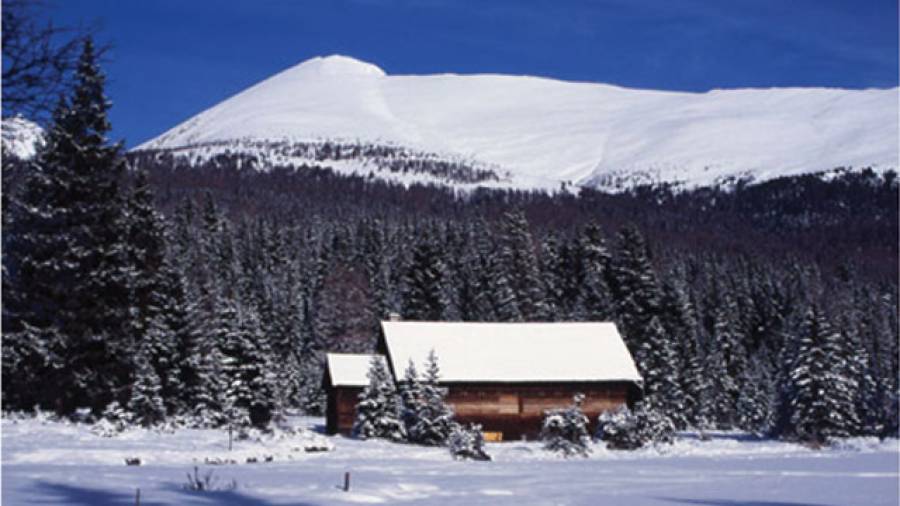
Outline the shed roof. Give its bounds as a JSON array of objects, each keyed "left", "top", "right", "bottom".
[
  {"left": 325, "top": 353, "right": 385, "bottom": 387},
  {"left": 380, "top": 321, "right": 642, "bottom": 384}
]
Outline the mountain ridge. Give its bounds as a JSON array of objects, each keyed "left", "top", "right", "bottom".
[{"left": 136, "top": 55, "right": 899, "bottom": 191}]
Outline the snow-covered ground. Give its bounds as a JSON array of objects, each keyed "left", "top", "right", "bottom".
[
  {"left": 3, "top": 415, "right": 897, "bottom": 505},
  {"left": 137, "top": 55, "right": 898, "bottom": 191}
]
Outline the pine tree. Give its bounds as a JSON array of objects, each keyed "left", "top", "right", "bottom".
[
  {"left": 494, "top": 211, "right": 547, "bottom": 320},
  {"left": 128, "top": 344, "right": 167, "bottom": 427},
  {"left": 610, "top": 225, "right": 662, "bottom": 354},
  {"left": 660, "top": 278, "right": 707, "bottom": 428},
  {"left": 736, "top": 355, "right": 775, "bottom": 435},
  {"left": 405, "top": 350, "right": 455, "bottom": 445},
  {"left": 634, "top": 316, "right": 684, "bottom": 425},
  {"left": 540, "top": 394, "right": 592, "bottom": 457},
  {"left": 788, "top": 306, "right": 860, "bottom": 444},
  {"left": 576, "top": 224, "right": 613, "bottom": 321},
  {"left": 3, "top": 38, "right": 132, "bottom": 414},
  {"left": 402, "top": 234, "right": 451, "bottom": 321},
  {"left": 353, "top": 356, "right": 406, "bottom": 442}
]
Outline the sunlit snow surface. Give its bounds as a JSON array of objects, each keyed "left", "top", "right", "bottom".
[
  {"left": 137, "top": 55, "right": 898, "bottom": 191},
  {"left": 3, "top": 415, "right": 897, "bottom": 505}
]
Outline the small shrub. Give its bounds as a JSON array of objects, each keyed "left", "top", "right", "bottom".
[
  {"left": 448, "top": 423, "right": 491, "bottom": 461},
  {"left": 184, "top": 466, "right": 237, "bottom": 492},
  {"left": 596, "top": 403, "right": 675, "bottom": 450},
  {"left": 540, "top": 394, "right": 592, "bottom": 457}
]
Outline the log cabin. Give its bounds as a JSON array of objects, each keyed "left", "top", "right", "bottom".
[
  {"left": 323, "top": 321, "right": 643, "bottom": 440},
  {"left": 322, "top": 353, "right": 387, "bottom": 435}
]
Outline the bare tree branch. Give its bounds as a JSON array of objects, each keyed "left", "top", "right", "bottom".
[{"left": 1, "top": 0, "right": 104, "bottom": 123}]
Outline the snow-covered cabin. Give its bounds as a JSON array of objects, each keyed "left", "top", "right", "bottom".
[
  {"left": 322, "top": 353, "right": 386, "bottom": 435},
  {"left": 324, "top": 321, "right": 643, "bottom": 439}
]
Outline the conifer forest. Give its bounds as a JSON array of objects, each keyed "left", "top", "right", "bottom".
[{"left": 2, "top": 39, "right": 898, "bottom": 448}]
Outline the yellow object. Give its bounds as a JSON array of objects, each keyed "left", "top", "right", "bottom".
[{"left": 482, "top": 431, "right": 503, "bottom": 442}]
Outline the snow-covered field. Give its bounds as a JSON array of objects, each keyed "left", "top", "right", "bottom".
[{"left": 3, "top": 415, "right": 897, "bottom": 506}]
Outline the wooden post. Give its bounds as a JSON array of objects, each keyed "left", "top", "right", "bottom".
[
  {"left": 343, "top": 471, "right": 350, "bottom": 492},
  {"left": 135, "top": 488, "right": 140, "bottom": 506},
  {"left": 228, "top": 424, "right": 233, "bottom": 451}
]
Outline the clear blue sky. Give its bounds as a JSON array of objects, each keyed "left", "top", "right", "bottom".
[{"left": 43, "top": 0, "right": 899, "bottom": 148}]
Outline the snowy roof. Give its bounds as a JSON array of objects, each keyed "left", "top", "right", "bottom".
[
  {"left": 380, "top": 321, "right": 642, "bottom": 384},
  {"left": 325, "top": 353, "right": 385, "bottom": 387}
]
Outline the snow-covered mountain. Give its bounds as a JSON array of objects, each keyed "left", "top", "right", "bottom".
[
  {"left": 137, "top": 55, "right": 898, "bottom": 191},
  {"left": 2, "top": 116, "right": 44, "bottom": 161}
]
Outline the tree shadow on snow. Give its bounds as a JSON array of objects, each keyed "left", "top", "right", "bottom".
[
  {"left": 658, "top": 497, "right": 828, "bottom": 506},
  {"left": 29, "top": 481, "right": 169, "bottom": 506},
  {"left": 28, "top": 481, "right": 320, "bottom": 506}
]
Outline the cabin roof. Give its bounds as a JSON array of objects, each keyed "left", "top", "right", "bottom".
[
  {"left": 380, "top": 321, "right": 642, "bottom": 384},
  {"left": 325, "top": 353, "right": 385, "bottom": 387}
]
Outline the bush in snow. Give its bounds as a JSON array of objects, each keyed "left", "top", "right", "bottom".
[
  {"left": 98, "top": 401, "right": 132, "bottom": 432},
  {"left": 540, "top": 393, "right": 592, "bottom": 457},
  {"left": 596, "top": 403, "right": 675, "bottom": 450},
  {"left": 400, "top": 351, "right": 456, "bottom": 446},
  {"left": 352, "top": 356, "right": 406, "bottom": 442},
  {"left": 448, "top": 423, "right": 491, "bottom": 461},
  {"left": 183, "top": 466, "right": 237, "bottom": 492}
]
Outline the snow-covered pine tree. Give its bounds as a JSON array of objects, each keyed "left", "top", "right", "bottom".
[
  {"left": 494, "top": 210, "right": 548, "bottom": 321},
  {"left": 241, "top": 308, "right": 280, "bottom": 428},
  {"left": 706, "top": 293, "right": 749, "bottom": 429},
  {"left": 466, "top": 219, "right": 500, "bottom": 321},
  {"left": 448, "top": 423, "right": 491, "bottom": 461},
  {"left": 127, "top": 341, "right": 167, "bottom": 427},
  {"left": 788, "top": 305, "right": 860, "bottom": 445},
  {"left": 402, "top": 233, "right": 451, "bottom": 321},
  {"left": 610, "top": 225, "right": 662, "bottom": 352},
  {"left": 634, "top": 315, "right": 684, "bottom": 425},
  {"left": 736, "top": 355, "right": 775, "bottom": 435},
  {"left": 405, "top": 350, "right": 455, "bottom": 446},
  {"left": 399, "top": 359, "right": 426, "bottom": 434},
  {"left": 576, "top": 223, "right": 614, "bottom": 321},
  {"left": 353, "top": 356, "right": 406, "bottom": 442},
  {"left": 596, "top": 403, "right": 675, "bottom": 450},
  {"left": 660, "top": 277, "right": 707, "bottom": 428},
  {"left": 3, "top": 38, "right": 132, "bottom": 414},
  {"left": 540, "top": 393, "right": 592, "bottom": 457},
  {"left": 538, "top": 233, "right": 565, "bottom": 320}
]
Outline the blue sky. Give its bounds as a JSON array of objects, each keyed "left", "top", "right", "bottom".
[{"left": 42, "top": 0, "right": 899, "bottom": 147}]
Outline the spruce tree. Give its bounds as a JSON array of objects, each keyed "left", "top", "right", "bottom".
[
  {"left": 353, "top": 356, "right": 406, "bottom": 441},
  {"left": 408, "top": 350, "right": 456, "bottom": 445},
  {"left": 3, "top": 38, "right": 131, "bottom": 414},
  {"left": 402, "top": 234, "right": 451, "bottom": 321},
  {"left": 127, "top": 343, "right": 167, "bottom": 427},
  {"left": 788, "top": 306, "right": 860, "bottom": 444},
  {"left": 494, "top": 211, "right": 548, "bottom": 320},
  {"left": 576, "top": 224, "right": 613, "bottom": 321}
]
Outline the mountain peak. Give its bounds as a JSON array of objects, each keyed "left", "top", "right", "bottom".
[{"left": 289, "top": 55, "right": 386, "bottom": 78}]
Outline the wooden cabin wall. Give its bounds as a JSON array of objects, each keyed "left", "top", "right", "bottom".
[
  {"left": 328, "top": 382, "right": 634, "bottom": 439},
  {"left": 445, "top": 382, "right": 631, "bottom": 440},
  {"left": 327, "top": 386, "right": 364, "bottom": 435}
]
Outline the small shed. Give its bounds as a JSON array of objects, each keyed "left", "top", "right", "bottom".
[
  {"left": 379, "top": 321, "right": 643, "bottom": 440},
  {"left": 322, "top": 353, "right": 385, "bottom": 435}
]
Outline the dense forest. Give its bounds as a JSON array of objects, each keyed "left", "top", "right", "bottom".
[{"left": 3, "top": 40, "right": 898, "bottom": 444}]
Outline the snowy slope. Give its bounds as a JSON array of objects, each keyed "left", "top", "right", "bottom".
[
  {"left": 1, "top": 116, "right": 44, "bottom": 160},
  {"left": 137, "top": 55, "right": 898, "bottom": 191}
]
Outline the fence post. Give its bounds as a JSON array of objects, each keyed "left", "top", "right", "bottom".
[
  {"left": 135, "top": 488, "right": 140, "bottom": 506},
  {"left": 343, "top": 471, "right": 350, "bottom": 492}
]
